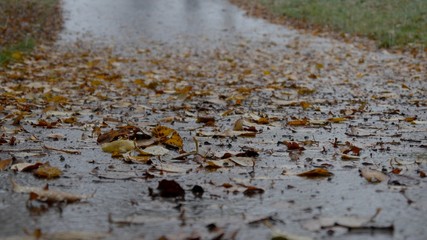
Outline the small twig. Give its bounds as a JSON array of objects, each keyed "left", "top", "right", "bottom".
[
  {"left": 43, "top": 145, "right": 81, "bottom": 155},
  {"left": 0, "top": 148, "right": 43, "bottom": 152},
  {"left": 368, "top": 208, "right": 382, "bottom": 222}
]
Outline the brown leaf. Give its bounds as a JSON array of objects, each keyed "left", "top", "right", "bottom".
[
  {"left": 11, "top": 162, "right": 43, "bottom": 172},
  {"left": 283, "top": 141, "right": 305, "bottom": 151},
  {"left": 0, "top": 158, "right": 13, "bottom": 171},
  {"left": 97, "top": 125, "right": 149, "bottom": 144},
  {"left": 287, "top": 119, "right": 309, "bottom": 126},
  {"left": 157, "top": 179, "right": 185, "bottom": 198},
  {"left": 243, "top": 186, "right": 264, "bottom": 197},
  {"left": 297, "top": 168, "right": 333, "bottom": 178},
  {"left": 196, "top": 116, "right": 215, "bottom": 126}
]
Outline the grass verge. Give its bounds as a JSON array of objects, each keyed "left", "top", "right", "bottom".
[
  {"left": 0, "top": 0, "right": 62, "bottom": 65},
  {"left": 259, "top": 0, "right": 427, "bottom": 49}
]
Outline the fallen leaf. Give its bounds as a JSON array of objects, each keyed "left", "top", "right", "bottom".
[
  {"left": 328, "top": 117, "right": 347, "bottom": 123},
  {"left": 191, "top": 185, "right": 204, "bottom": 197},
  {"left": 47, "top": 133, "right": 65, "bottom": 140},
  {"left": 287, "top": 119, "right": 309, "bottom": 126},
  {"left": 140, "top": 145, "right": 169, "bottom": 156},
  {"left": 12, "top": 179, "right": 92, "bottom": 203},
  {"left": 346, "top": 127, "right": 375, "bottom": 137},
  {"left": 97, "top": 125, "right": 149, "bottom": 144},
  {"left": 272, "top": 231, "right": 313, "bottom": 240},
  {"left": 228, "top": 157, "right": 255, "bottom": 167},
  {"left": 297, "top": 168, "right": 333, "bottom": 178},
  {"left": 196, "top": 116, "right": 215, "bottom": 126},
  {"left": 341, "top": 154, "right": 360, "bottom": 160},
  {"left": 11, "top": 162, "right": 43, "bottom": 172},
  {"left": 300, "top": 101, "right": 312, "bottom": 110},
  {"left": 157, "top": 179, "right": 185, "bottom": 198},
  {"left": 122, "top": 153, "right": 151, "bottom": 164},
  {"left": 154, "top": 163, "right": 189, "bottom": 173},
  {"left": 0, "top": 158, "right": 13, "bottom": 170},
  {"left": 152, "top": 125, "right": 183, "bottom": 149},
  {"left": 101, "top": 140, "right": 135, "bottom": 153},
  {"left": 283, "top": 141, "right": 305, "bottom": 151},
  {"left": 360, "top": 168, "right": 388, "bottom": 183},
  {"left": 33, "top": 163, "right": 62, "bottom": 179},
  {"left": 205, "top": 159, "right": 235, "bottom": 168},
  {"left": 243, "top": 186, "right": 264, "bottom": 197}
]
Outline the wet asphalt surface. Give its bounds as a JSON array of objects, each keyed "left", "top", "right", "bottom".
[{"left": 1, "top": 0, "right": 426, "bottom": 240}]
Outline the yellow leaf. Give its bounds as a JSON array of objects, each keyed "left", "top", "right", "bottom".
[
  {"left": 328, "top": 117, "right": 347, "bottom": 123},
  {"left": 152, "top": 125, "right": 183, "bottom": 149},
  {"left": 297, "top": 88, "right": 315, "bottom": 95},
  {"left": 287, "top": 119, "right": 309, "bottom": 126},
  {"left": 11, "top": 51, "right": 23, "bottom": 60},
  {"left": 300, "top": 101, "right": 311, "bottom": 110},
  {"left": 34, "top": 163, "right": 62, "bottom": 179},
  {"left": 102, "top": 140, "right": 135, "bottom": 153}
]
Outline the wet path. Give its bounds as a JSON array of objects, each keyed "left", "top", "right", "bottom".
[
  {"left": 59, "top": 0, "right": 296, "bottom": 49},
  {"left": 1, "top": 0, "right": 426, "bottom": 240}
]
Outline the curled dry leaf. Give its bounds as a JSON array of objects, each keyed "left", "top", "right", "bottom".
[
  {"left": 360, "top": 168, "right": 388, "bottom": 183},
  {"left": 341, "top": 154, "right": 360, "bottom": 160},
  {"left": 101, "top": 140, "right": 135, "bottom": 153},
  {"left": 233, "top": 118, "right": 258, "bottom": 131},
  {"left": 12, "top": 179, "right": 92, "bottom": 203},
  {"left": 243, "top": 186, "right": 265, "bottom": 197},
  {"left": 11, "top": 162, "right": 43, "bottom": 172},
  {"left": 297, "top": 168, "right": 333, "bottom": 178}
]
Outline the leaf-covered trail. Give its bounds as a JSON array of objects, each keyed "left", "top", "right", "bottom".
[{"left": 1, "top": 0, "right": 426, "bottom": 239}]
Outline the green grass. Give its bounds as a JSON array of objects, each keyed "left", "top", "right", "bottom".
[
  {"left": 0, "top": 0, "right": 61, "bottom": 65},
  {"left": 0, "top": 39, "right": 35, "bottom": 65},
  {"left": 261, "top": 0, "right": 427, "bottom": 48}
]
